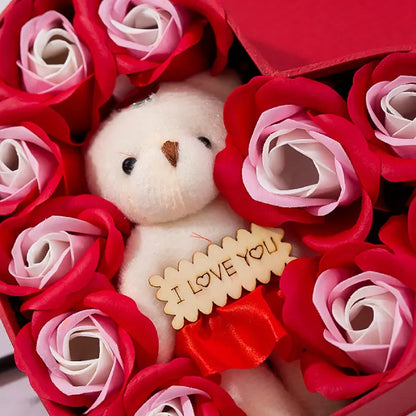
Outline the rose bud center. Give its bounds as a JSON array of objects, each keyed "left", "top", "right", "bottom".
[
  {"left": 25, "top": 237, "right": 69, "bottom": 278},
  {"left": 30, "top": 27, "right": 83, "bottom": 81},
  {"left": 0, "top": 140, "right": 36, "bottom": 190},
  {"left": 52, "top": 326, "right": 114, "bottom": 387},
  {"left": 41, "top": 34, "right": 71, "bottom": 65},
  {"left": 260, "top": 129, "right": 341, "bottom": 199},
  {"left": 349, "top": 304, "right": 374, "bottom": 331},
  {"left": 387, "top": 88, "right": 416, "bottom": 121},
  {"left": 266, "top": 141, "right": 318, "bottom": 190},
  {"left": 69, "top": 334, "right": 100, "bottom": 361},
  {"left": 122, "top": 5, "right": 171, "bottom": 45},
  {"left": 332, "top": 285, "right": 397, "bottom": 345}
]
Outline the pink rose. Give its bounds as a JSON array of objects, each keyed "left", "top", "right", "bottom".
[
  {"left": 134, "top": 385, "right": 209, "bottom": 416},
  {"left": 78, "top": 0, "right": 233, "bottom": 87},
  {"left": 215, "top": 76, "right": 380, "bottom": 252},
  {"left": 0, "top": 195, "right": 130, "bottom": 312},
  {"left": 0, "top": 125, "right": 57, "bottom": 215},
  {"left": 120, "top": 358, "right": 245, "bottom": 416},
  {"left": 242, "top": 105, "right": 361, "bottom": 216},
  {"left": 36, "top": 308, "right": 125, "bottom": 412},
  {"left": 366, "top": 75, "right": 416, "bottom": 159},
  {"left": 14, "top": 290, "right": 158, "bottom": 414},
  {"left": 18, "top": 10, "right": 92, "bottom": 94},
  {"left": 313, "top": 269, "right": 414, "bottom": 374},
  {"left": 98, "top": 0, "right": 190, "bottom": 61},
  {"left": 9, "top": 215, "right": 103, "bottom": 289},
  {"left": 280, "top": 241, "right": 416, "bottom": 399}
]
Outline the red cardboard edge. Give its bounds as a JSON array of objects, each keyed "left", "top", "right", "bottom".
[
  {"left": 226, "top": 8, "right": 415, "bottom": 79},
  {"left": 272, "top": 46, "right": 416, "bottom": 79}
]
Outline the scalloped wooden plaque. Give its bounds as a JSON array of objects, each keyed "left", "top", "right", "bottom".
[{"left": 149, "top": 224, "right": 295, "bottom": 329}]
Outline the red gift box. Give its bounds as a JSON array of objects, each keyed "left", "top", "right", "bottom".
[{"left": 1, "top": 0, "right": 416, "bottom": 414}]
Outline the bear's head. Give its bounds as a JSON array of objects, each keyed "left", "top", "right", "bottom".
[{"left": 85, "top": 71, "right": 240, "bottom": 225}]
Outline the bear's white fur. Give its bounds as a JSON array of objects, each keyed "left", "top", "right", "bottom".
[{"left": 85, "top": 71, "right": 247, "bottom": 361}]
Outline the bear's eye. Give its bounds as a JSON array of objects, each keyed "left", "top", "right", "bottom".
[
  {"left": 122, "top": 157, "right": 137, "bottom": 175},
  {"left": 197, "top": 136, "right": 212, "bottom": 149}
]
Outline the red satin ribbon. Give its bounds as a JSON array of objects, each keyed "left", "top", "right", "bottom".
[{"left": 176, "top": 285, "right": 287, "bottom": 376}]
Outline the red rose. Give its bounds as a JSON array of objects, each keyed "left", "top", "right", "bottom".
[
  {"left": 348, "top": 52, "right": 416, "bottom": 183},
  {"left": 14, "top": 290, "right": 158, "bottom": 415},
  {"left": 280, "top": 235, "right": 416, "bottom": 400},
  {"left": 0, "top": 194, "right": 130, "bottom": 311},
  {"left": 0, "top": 0, "right": 117, "bottom": 136},
  {"left": 76, "top": 0, "right": 233, "bottom": 87},
  {"left": 114, "top": 357, "right": 245, "bottom": 416},
  {"left": 214, "top": 76, "right": 380, "bottom": 252},
  {"left": 0, "top": 98, "right": 83, "bottom": 216}
]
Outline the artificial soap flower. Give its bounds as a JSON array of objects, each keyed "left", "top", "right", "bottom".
[
  {"left": 280, "top": 239, "right": 416, "bottom": 400},
  {"left": 119, "top": 358, "right": 245, "bottom": 416},
  {"left": 9, "top": 216, "right": 103, "bottom": 289},
  {"left": 348, "top": 52, "right": 416, "bottom": 182},
  {"left": 18, "top": 10, "right": 92, "bottom": 95},
  {"left": 78, "top": 0, "right": 233, "bottom": 86},
  {"left": 98, "top": 0, "right": 190, "bottom": 61},
  {"left": 0, "top": 194, "right": 130, "bottom": 311},
  {"left": 14, "top": 290, "right": 158, "bottom": 414},
  {"left": 0, "top": 0, "right": 117, "bottom": 136},
  {"left": 313, "top": 269, "right": 413, "bottom": 374},
  {"left": 0, "top": 125, "right": 56, "bottom": 213},
  {"left": 214, "top": 76, "right": 380, "bottom": 252},
  {"left": 0, "top": 99, "right": 80, "bottom": 216}
]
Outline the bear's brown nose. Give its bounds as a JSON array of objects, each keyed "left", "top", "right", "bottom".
[{"left": 161, "top": 140, "right": 179, "bottom": 167}]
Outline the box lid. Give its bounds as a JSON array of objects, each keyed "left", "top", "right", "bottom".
[{"left": 221, "top": 0, "right": 416, "bottom": 77}]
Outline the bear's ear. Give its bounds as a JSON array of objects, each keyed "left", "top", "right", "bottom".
[{"left": 184, "top": 70, "right": 241, "bottom": 102}]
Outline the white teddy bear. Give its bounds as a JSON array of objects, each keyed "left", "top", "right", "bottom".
[{"left": 85, "top": 72, "right": 346, "bottom": 416}]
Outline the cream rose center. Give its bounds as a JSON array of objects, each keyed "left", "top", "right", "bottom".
[
  {"left": 53, "top": 325, "right": 114, "bottom": 387},
  {"left": 260, "top": 129, "right": 341, "bottom": 199},
  {"left": 0, "top": 139, "right": 36, "bottom": 191},
  {"left": 29, "top": 27, "right": 84, "bottom": 83},
  {"left": 118, "top": 5, "right": 171, "bottom": 45}
]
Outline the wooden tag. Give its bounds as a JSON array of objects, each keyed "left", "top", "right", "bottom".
[{"left": 149, "top": 224, "right": 295, "bottom": 329}]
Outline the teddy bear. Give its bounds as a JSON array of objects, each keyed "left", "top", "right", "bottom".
[{"left": 84, "top": 71, "right": 346, "bottom": 416}]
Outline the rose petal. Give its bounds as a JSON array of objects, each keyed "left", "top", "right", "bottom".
[
  {"left": 247, "top": 104, "right": 304, "bottom": 164},
  {"left": 302, "top": 352, "right": 383, "bottom": 400}
]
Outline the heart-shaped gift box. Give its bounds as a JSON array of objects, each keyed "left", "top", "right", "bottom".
[{"left": 1, "top": 0, "right": 416, "bottom": 415}]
